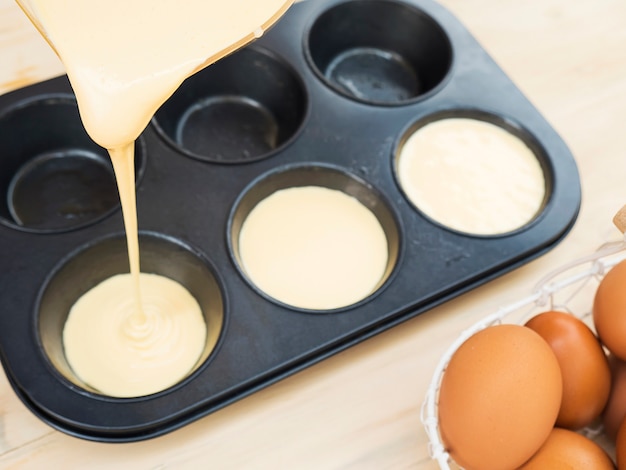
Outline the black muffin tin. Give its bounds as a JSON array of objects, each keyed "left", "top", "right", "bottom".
[{"left": 0, "top": 0, "right": 580, "bottom": 441}]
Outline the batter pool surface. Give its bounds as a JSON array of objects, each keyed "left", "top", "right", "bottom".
[
  {"left": 396, "top": 118, "right": 546, "bottom": 235},
  {"left": 63, "top": 273, "right": 207, "bottom": 398},
  {"left": 239, "top": 186, "right": 389, "bottom": 310}
]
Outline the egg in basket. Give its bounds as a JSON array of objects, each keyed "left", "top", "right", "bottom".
[{"left": 422, "top": 206, "right": 626, "bottom": 469}]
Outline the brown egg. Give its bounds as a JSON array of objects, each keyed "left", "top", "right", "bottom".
[
  {"left": 438, "top": 324, "right": 562, "bottom": 470},
  {"left": 594, "top": 259, "right": 626, "bottom": 360},
  {"left": 518, "top": 427, "right": 615, "bottom": 469},
  {"left": 616, "top": 416, "right": 626, "bottom": 469},
  {"left": 603, "top": 354, "right": 626, "bottom": 440},
  {"left": 525, "top": 310, "right": 611, "bottom": 430}
]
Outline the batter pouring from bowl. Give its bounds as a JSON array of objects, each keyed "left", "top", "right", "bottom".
[{"left": 16, "top": 0, "right": 294, "bottom": 397}]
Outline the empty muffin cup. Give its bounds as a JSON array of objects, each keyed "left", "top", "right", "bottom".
[
  {"left": 305, "top": 0, "right": 452, "bottom": 105},
  {"left": 394, "top": 113, "right": 549, "bottom": 236},
  {"left": 153, "top": 46, "right": 308, "bottom": 163},
  {"left": 229, "top": 164, "right": 400, "bottom": 311},
  {"left": 0, "top": 96, "right": 145, "bottom": 232},
  {"left": 36, "top": 233, "right": 225, "bottom": 397}
]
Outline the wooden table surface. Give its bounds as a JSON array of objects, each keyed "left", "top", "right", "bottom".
[{"left": 1, "top": 0, "right": 626, "bottom": 468}]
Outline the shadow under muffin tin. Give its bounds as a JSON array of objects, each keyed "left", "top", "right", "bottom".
[{"left": 0, "top": 0, "right": 580, "bottom": 441}]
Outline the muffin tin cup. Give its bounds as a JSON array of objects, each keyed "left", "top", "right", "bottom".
[
  {"left": 392, "top": 108, "right": 553, "bottom": 237},
  {"left": 0, "top": 0, "right": 580, "bottom": 441},
  {"left": 228, "top": 163, "right": 401, "bottom": 311},
  {"left": 153, "top": 45, "right": 308, "bottom": 163},
  {"left": 305, "top": 0, "right": 452, "bottom": 104},
  {"left": 0, "top": 95, "right": 146, "bottom": 232},
  {"left": 37, "top": 232, "right": 225, "bottom": 396}
]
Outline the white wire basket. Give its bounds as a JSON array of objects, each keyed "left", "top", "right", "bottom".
[{"left": 421, "top": 234, "right": 626, "bottom": 469}]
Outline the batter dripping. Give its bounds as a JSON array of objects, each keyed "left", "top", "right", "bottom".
[{"left": 19, "top": 0, "right": 293, "bottom": 396}]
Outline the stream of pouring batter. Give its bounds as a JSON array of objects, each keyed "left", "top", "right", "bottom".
[
  {"left": 18, "top": 0, "right": 292, "bottom": 316},
  {"left": 108, "top": 145, "right": 143, "bottom": 318},
  {"left": 17, "top": 0, "right": 293, "bottom": 396}
]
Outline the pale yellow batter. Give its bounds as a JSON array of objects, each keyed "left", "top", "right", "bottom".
[
  {"left": 397, "top": 118, "right": 545, "bottom": 235},
  {"left": 239, "top": 186, "right": 389, "bottom": 310},
  {"left": 17, "top": 0, "right": 294, "bottom": 148},
  {"left": 18, "top": 0, "right": 293, "bottom": 396},
  {"left": 63, "top": 273, "right": 205, "bottom": 398}
]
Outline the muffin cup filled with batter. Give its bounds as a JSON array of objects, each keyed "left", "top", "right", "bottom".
[
  {"left": 153, "top": 45, "right": 308, "bottom": 164},
  {"left": 304, "top": 0, "right": 452, "bottom": 105},
  {"left": 393, "top": 112, "right": 550, "bottom": 236},
  {"left": 36, "top": 233, "right": 225, "bottom": 398},
  {"left": 229, "top": 164, "right": 400, "bottom": 311},
  {"left": 0, "top": 96, "right": 145, "bottom": 233}
]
